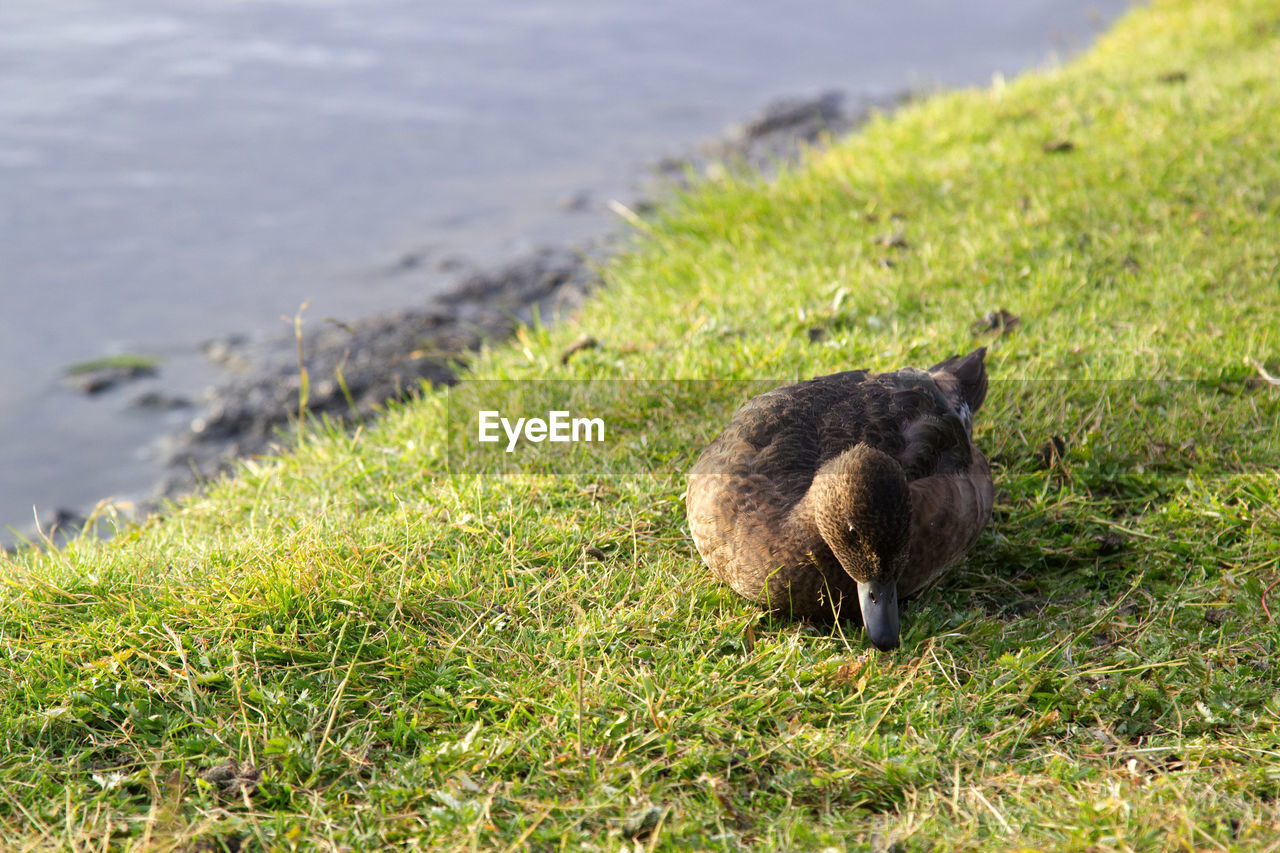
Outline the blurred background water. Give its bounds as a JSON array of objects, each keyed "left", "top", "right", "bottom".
[{"left": 0, "top": 0, "right": 1131, "bottom": 540}]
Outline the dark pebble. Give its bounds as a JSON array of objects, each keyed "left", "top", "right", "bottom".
[
  {"left": 64, "top": 364, "right": 157, "bottom": 395},
  {"left": 621, "top": 807, "right": 664, "bottom": 840},
  {"left": 876, "top": 230, "right": 909, "bottom": 249},
  {"left": 1036, "top": 436, "right": 1067, "bottom": 469},
  {"left": 971, "top": 308, "right": 1021, "bottom": 336},
  {"left": 130, "top": 391, "right": 193, "bottom": 411},
  {"left": 1095, "top": 533, "right": 1125, "bottom": 556},
  {"left": 560, "top": 334, "right": 599, "bottom": 365}
]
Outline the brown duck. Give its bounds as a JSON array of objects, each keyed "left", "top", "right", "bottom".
[{"left": 687, "top": 348, "right": 993, "bottom": 650}]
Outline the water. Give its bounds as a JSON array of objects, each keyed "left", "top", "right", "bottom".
[{"left": 0, "top": 0, "right": 1132, "bottom": 540}]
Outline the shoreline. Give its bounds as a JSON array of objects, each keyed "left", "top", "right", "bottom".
[{"left": 18, "top": 88, "right": 901, "bottom": 545}]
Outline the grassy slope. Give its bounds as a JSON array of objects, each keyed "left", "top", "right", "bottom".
[{"left": 4, "top": 0, "right": 1280, "bottom": 849}]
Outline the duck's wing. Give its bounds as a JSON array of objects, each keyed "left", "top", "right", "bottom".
[
  {"left": 686, "top": 378, "right": 864, "bottom": 616},
  {"left": 900, "top": 448, "right": 994, "bottom": 598},
  {"left": 894, "top": 348, "right": 993, "bottom": 595},
  {"left": 829, "top": 369, "right": 971, "bottom": 480},
  {"left": 719, "top": 370, "right": 886, "bottom": 504},
  {"left": 687, "top": 419, "right": 850, "bottom": 616},
  {"left": 894, "top": 401, "right": 974, "bottom": 480},
  {"left": 706, "top": 352, "right": 986, "bottom": 486}
]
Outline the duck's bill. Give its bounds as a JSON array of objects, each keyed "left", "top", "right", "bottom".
[{"left": 857, "top": 580, "right": 900, "bottom": 651}]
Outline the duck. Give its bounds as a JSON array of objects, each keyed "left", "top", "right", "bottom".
[{"left": 686, "top": 348, "right": 994, "bottom": 651}]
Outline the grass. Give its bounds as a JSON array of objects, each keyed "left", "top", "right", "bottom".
[
  {"left": 3, "top": 0, "right": 1280, "bottom": 848},
  {"left": 62, "top": 354, "right": 160, "bottom": 376}
]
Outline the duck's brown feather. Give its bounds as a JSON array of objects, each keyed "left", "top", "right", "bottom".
[{"left": 687, "top": 349, "right": 993, "bottom": 621}]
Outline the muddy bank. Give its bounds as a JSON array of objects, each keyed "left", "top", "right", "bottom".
[{"left": 157, "top": 246, "right": 600, "bottom": 498}]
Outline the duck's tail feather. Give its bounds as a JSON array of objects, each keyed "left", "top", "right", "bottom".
[{"left": 929, "top": 347, "right": 988, "bottom": 412}]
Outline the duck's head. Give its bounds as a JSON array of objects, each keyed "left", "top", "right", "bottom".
[{"left": 811, "top": 444, "right": 911, "bottom": 651}]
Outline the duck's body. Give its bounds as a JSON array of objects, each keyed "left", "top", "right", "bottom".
[{"left": 686, "top": 349, "right": 993, "bottom": 649}]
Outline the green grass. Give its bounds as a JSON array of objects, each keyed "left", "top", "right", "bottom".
[
  {"left": 63, "top": 354, "right": 160, "bottom": 376},
  {"left": 4, "top": 0, "right": 1280, "bottom": 848}
]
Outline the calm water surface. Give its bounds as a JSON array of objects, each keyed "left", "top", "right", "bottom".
[{"left": 0, "top": 0, "right": 1132, "bottom": 539}]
